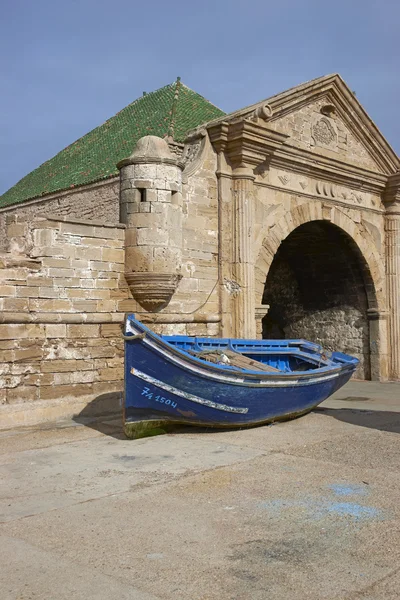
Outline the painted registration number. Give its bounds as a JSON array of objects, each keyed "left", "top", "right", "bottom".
[{"left": 141, "top": 386, "right": 178, "bottom": 409}]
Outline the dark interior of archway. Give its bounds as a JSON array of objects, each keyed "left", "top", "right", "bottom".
[{"left": 262, "top": 221, "right": 371, "bottom": 379}]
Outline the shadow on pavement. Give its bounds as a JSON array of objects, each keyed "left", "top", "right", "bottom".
[
  {"left": 73, "top": 392, "right": 400, "bottom": 440},
  {"left": 316, "top": 407, "right": 400, "bottom": 433},
  {"left": 72, "top": 392, "right": 126, "bottom": 439}
]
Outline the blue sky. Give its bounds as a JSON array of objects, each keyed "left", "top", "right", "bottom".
[{"left": 0, "top": 0, "right": 398, "bottom": 194}]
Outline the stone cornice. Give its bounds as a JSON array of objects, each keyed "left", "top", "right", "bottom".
[
  {"left": 208, "top": 120, "right": 288, "bottom": 170},
  {"left": 384, "top": 172, "right": 400, "bottom": 204},
  {"left": 269, "top": 145, "right": 388, "bottom": 194}
]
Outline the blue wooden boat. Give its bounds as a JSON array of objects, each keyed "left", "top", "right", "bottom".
[{"left": 123, "top": 315, "right": 358, "bottom": 439}]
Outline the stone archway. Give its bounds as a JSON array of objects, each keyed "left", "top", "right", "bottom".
[{"left": 254, "top": 203, "right": 387, "bottom": 380}]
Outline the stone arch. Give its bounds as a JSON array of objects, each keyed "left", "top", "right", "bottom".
[{"left": 254, "top": 202, "right": 387, "bottom": 380}]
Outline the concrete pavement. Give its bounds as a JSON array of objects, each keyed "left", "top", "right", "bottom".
[{"left": 1, "top": 380, "right": 400, "bottom": 599}]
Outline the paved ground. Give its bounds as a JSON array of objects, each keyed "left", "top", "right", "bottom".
[{"left": 1, "top": 380, "right": 400, "bottom": 600}]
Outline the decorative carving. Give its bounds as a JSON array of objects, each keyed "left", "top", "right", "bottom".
[
  {"left": 125, "top": 272, "right": 182, "bottom": 312},
  {"left": 313, "top": 117, "right": 336, "bottom": 146},
  {"left": 278, "top": 174, "right": 290, "bottom": 186},
  {"left": 315, "top": 180, "right": 372, "bottom": 207},
  {"left": 299, "top": 180, "right": 308, "bottom": 190},
  {"left": 181, "top": 130, "right": 207, "bottom": 178},
  {"left": 182, "top": 139, "right": 202, "bottom": 166},
  {"left": 247, "top": 103, "right": 274, "bottom": 122},
  {"left": 167, "top": 141, "right": 184, "bottom": 158}
]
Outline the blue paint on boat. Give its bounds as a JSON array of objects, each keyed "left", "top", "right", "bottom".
[{"left": 123, "top": 315, "right": 359, "bottom": 436}]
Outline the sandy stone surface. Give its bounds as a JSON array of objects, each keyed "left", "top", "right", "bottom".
[{"left": 1, "top": 380, "right": 400, "bottom": 599}]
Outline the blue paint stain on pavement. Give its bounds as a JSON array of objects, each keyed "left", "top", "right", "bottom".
[
  {"left": 328, "top": 483, "right": 368, "bottom": 497},
  {"left": 321, "top": 502, "right": 379, "bottom": 519},
  {"left": 258, "top": 496, "right": 383, "bottom": 522}
]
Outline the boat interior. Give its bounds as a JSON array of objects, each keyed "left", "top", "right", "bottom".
[{"left": 163, "top": 335, "right": 331, "bottom": 373}]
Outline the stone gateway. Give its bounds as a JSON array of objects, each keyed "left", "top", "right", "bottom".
[{"left": 0, "top": 74, "right": 399, "bottom": 427}]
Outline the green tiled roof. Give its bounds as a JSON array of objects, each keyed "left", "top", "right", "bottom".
[{"left": 0, "top": 79, "right": 225, "bottom": 208}]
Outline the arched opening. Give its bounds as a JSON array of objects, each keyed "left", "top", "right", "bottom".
[{"left": 261, "top": 221, "right": 376, "bottom": 379}]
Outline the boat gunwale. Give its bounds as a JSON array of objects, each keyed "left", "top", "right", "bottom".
[{"left": 125, "top": 316, "right": 358, "bottom": 385}]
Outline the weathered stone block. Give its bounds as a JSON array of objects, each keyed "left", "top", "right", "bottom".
[
  {"left": 102, "top": 247, "right": 124, "bottom": 263},
  {"left": 41, "top": 359, "right": 77, "bottom": 373},
  {"left": 100, "top": 323, "right": 122, "bottom": 337},
  {"left": 138, "top": 202, "right": 151, "bottom": 213},
  {"left": 0, "top": 323, "right": 45, "bottom": 340},
  {"left": 72, "top": 300, "right": 98, "bottom": 312},
  {"left": 7, "top": 385, "right": 39, "bottom": 404},
  {"left": 77, "top": 246, "right": 103, "bottom": 261},
  {"left": 60, "top": 222, "right": 96, "bottom": 237},
  {"left": 40, "top": 383, "right": 93, "bottom": 400},
  {"left": 29, "top": 299, "right": 72, "bottom": 312},
  {"left": 45, "top": 324, "right": 67, "bottom": 338},
  {"left": 13, "top": 346, "right": 44, "bottom": 362},
  {"left": 47, "top": 268, "right": 75, "bottom": 278},
  {"left": 0, "top": 285, "right": 16, "bottom": 297},
  {"left": 41, "top": 257, "right": 72, "bottom": 269},
  {"left": 137, "top": 227, "right": 168, "bottom": 246},
  {"left": 16, "top": 286, "right": 40, "bottom": 298},
  {"left": 66, "top": 325, "right": 100, "bottom": 338},
  {"left": 98, "top": 367, "right": 124, "bottom": 381}
]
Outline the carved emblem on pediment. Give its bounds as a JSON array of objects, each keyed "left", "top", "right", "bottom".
[
  {"left": 182, "top": 138, "right": 203, "bottom": 166},
  {"left": 311, "top": 116, "right": 338, "bottom": 150},
  {"left": 313, "top": 118, "right": 335, "bottom": 145},
  {"left": 299, "top": 180, "right": 308, "bottom": 190},
  {"left": 181, "top": 130, "right": 207, "bottom": 178}
]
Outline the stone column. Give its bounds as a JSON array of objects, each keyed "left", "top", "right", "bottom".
[
  {"left": 384, "top": 172, "right": 400, "bottom": 379},
  {"left": 367, "top": 309, "right": 389, "bottom": 381},
  {"left": 385, "top": 205, "right": 400, "bottom": 378},
  {"left": 118, "top": 136, "right": 183, "bottom": 312},
  {"left": 232, "top": 167, "right": 256, "bottom": 338},
  {"left": 255, "top": 305, "right": 270, "bottom": 339},
  {"left": 208, "top": 118, "right": 288, "bottom": 340}
]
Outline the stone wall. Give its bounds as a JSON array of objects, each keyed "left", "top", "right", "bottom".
[
  {"left": 175, "top": 141, "right": 219, "bottom": 335},
  {"left": 0, "top": 178, "right": 119, "bottom": 251},
  {"left": 0, "top": 214, "right": 126, "bottom": 428}
]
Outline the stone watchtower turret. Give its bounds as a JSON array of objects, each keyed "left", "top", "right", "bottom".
[{"left": 117, "top": 136, "right": 183, "bottom": 312}]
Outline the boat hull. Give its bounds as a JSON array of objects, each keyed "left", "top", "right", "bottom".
[{"left": 124, "top": 318, "right": 357, "bottom": 439}]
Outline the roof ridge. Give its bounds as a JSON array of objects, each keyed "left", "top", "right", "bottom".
[
  {"left": 178, "top": 81, "right": 225, "bottom": 113},
  {"left": 167, "top": 77, "right": 182, "bottom": 140}
]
